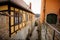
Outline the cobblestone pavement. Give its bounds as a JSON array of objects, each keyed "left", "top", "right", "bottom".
[
  {"left": 41, "top": 24, "right": 46, "bottom": 40},
  {"left": 30, "top": 27, "right": 38, "bottom": 40}
]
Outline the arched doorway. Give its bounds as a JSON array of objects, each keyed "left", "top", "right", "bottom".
[{"left": 46, "top": 13, "right": 57, "bottom": 24}]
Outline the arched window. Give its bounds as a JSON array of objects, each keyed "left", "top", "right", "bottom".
[{"left": 46, "top": 13, "right": 57, "bottom": 24}]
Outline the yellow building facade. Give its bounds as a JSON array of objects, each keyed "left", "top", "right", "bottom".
[{"left": 0, "top": 0, "right": 35, "bottom": 38}]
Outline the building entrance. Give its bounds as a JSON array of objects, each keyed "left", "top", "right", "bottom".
[{"left": 46, "top": 13, "right": 57, "bottom": 24}]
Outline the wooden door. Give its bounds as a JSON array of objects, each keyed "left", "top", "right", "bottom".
[{"left": 47, "top": 14, "right": 57, "bottom": 24}]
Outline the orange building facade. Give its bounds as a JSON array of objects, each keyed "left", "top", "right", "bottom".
[{"left": 40, "top": 0, "right": 60, "bottom": 24}]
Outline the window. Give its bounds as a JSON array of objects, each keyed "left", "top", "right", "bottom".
[
  {"left": 14, "top": 12, "right": 22, "bottom": 24},
  {"left": 23, "top": 13, "right": 26, "bottom": 21},
  {"left": 29, "top": 14, "right": 31, "bottom": 21},
  {"left": 26, "top": 13, "right": 28, "bottom": 21},
  {"left": 19, "top": 14, "right": 22, "bottom": 23},
  {"left": 29, "top": 14, "right": 32, "bottom": 21},
  {"left": 11, "top": 12, "right": 14, "bottom": 25},
  {"left": 15, "top": 13, "right": 18, "bottom": 24}
]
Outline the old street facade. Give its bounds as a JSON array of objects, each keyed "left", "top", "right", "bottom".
[
  {"left": 0, "top": 0, "right": 35, "bottom": 39},
  {"left": 0, "top": 0, "right": 60, "bottom": 40}
]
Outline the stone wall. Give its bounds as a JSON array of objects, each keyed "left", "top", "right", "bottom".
[{"left": 0, "top": 14, "right": 9, "bottom": 38}]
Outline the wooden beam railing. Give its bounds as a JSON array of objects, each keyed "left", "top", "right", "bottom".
[{"left": 45, "top": 22, "right": 60, "bottom": 40}]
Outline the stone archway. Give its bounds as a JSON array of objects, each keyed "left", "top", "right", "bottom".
[{"left": 46, "top": 13, "right": 57, "bottom": 24}]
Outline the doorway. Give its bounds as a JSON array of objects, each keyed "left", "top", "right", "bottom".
[{"left": 46, "top": 13, "right": 57, "bottom": 24}]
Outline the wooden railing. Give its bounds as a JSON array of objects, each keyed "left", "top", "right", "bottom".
[{"left": 44, "top": 22, "right": 60, "bottom": 40}]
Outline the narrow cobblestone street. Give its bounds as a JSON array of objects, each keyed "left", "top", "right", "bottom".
[
  {"left": 30, "top": 27, "right": 38, "bottom": 40},
  {"left": 41, "top": 24, "right": 46, "bottom": 40}
]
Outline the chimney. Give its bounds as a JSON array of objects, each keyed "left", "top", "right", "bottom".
[{"left": 29, "top": 2, "right": 32, "bottom": 9}]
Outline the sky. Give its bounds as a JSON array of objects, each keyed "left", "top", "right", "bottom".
[{"left": 23, "top": 0, "right": 41, "bottom": 14}]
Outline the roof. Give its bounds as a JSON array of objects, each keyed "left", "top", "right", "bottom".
[
  {"left": 0, "top": 0, "right": 35, "bottom": 14},
  {"left": 10, "top": 0, "right": 31, "bottom": 11}
]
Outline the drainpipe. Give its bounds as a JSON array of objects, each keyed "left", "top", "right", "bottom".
[
  {"left": 44, "top": 0, "right": 47, "bottom": 40},
  {"left": 44, "top": 0, "right": 46, "bottom": 23}
]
